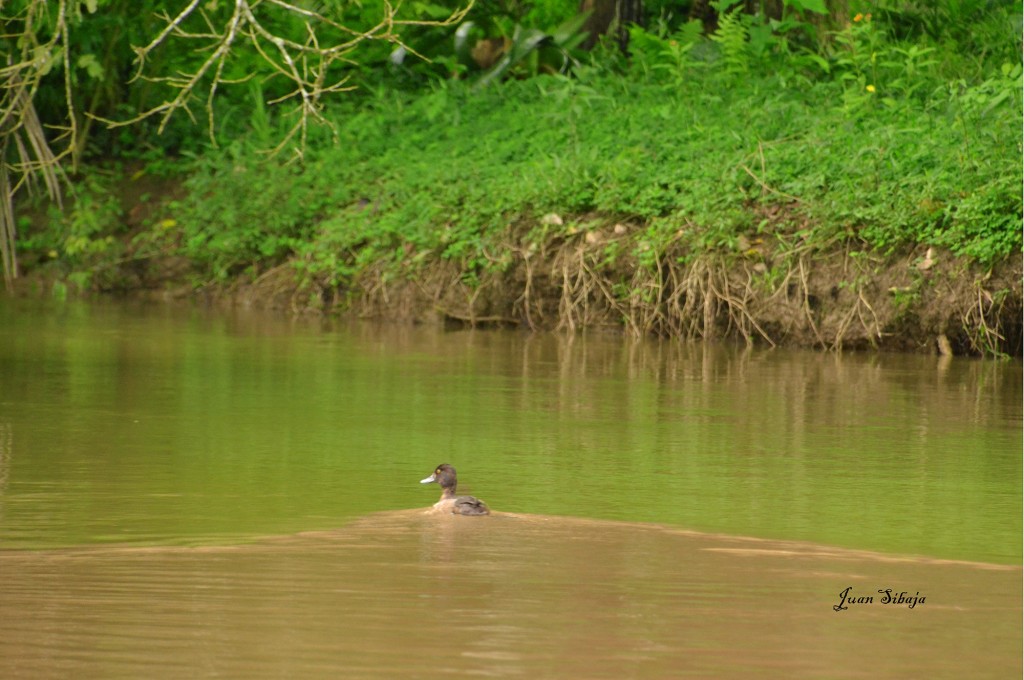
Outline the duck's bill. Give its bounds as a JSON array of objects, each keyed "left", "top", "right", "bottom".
[{"left": 420, "top": 474, "right": 436, "bottom": 484}]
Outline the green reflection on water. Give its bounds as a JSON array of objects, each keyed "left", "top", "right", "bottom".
[{"left": 0, "top": 300, "right": 1020, "bottom": 563}]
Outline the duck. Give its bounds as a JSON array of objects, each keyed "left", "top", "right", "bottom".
[{"left": 420, "top": 464, "right": 490, "bottom": 516}]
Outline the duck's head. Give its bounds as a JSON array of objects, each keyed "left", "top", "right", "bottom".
[{"left": 420, "top": 464, "right": 457, "bottom": 493}]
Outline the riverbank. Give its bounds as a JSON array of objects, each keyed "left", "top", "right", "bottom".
[
  {"left": 15, "top": 204, "right": 1022, "bottom": 357},
  {"left": 180, "top": 213, "right": 1018, "bottom": 356},
  {"left": 13, "top": 70, "right": 1023, "bottom": 356}
]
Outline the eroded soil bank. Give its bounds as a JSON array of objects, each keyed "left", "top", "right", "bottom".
[
  {"left": 18, "top": 212, "right": 1020, "bottom": 358},
  {"left": 61, "top": 218, "right": 1015, "bottom": 358},
  {"left": 332, "top": 222, "right": 1023, "bottom": 357},
  {"left": 10, "top": 170, "right": 1022, "bottom": 356}
]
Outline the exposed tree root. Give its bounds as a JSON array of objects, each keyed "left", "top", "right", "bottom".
[
  {"left": 105, "top": 217, "right": 1020, "bottom": 358},
  {"left": 329, "top": 226, "right": 1021, "bottom": 357}
]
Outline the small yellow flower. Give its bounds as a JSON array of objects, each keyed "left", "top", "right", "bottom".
[
  {"left": 866, "top": 84, "right": 876, "bottom": 93},
  {"left": 853, "top": 13, "right": 863, "bottom": 22},
  {"left": 865, "top": 13, "right": 871, "bottom": 21}
]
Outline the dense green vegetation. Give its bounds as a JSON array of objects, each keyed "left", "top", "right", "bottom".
[
  {"left": 6, "top": 0, "right": 1023, "bottom": 353},
  {"left": 170, "top": 60, "right": 1018, "bottom": 278}
]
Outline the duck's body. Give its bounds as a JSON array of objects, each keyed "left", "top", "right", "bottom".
[
  {"left": 420, "top": 464, "right": 490, "bottom": 516},
  {"left": 432, "top": 495, "right": 490, "bottom": 516}
]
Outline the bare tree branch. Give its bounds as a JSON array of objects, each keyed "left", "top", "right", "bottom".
[
  {"left": 96, "top": 0, "right": 473, "bottom": 154},
  {"left": 0, "top": 0, "right": 471, "bottom": 287},
  {"left": 1, "top": 0, "right": 74, "bottom": 288},
  {"left": 131, "top": 0, "right": 205, "bottom": 79}
]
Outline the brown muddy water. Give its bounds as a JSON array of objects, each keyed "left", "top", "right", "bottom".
[
  {"left": 0, "top": 300, "right": 1020, "bottom": 678},
  {"left": 1, "top": 512, "right": 1020, "bottom": 679}
]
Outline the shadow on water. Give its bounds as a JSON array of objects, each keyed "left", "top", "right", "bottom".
[{"left": 0, "top": 511, "right": 1019, "bottom": 679}]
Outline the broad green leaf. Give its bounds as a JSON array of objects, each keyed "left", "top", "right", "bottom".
[
  {"left": 454, "top": 21, "right": 479, "bottom": 62},
  {"left": 550, "top": 10, "right": 591, "bottom": 46},
  {"left": 711, "top": 0, "right": 744, "bottom": 11},
  {"left": 77, "top": 53, "right": 104, "bottom": 80},
  {"left": 411, "top": 2, "right": 452, "bottom": 20},
  {"left": 34, "top": 46, "right": 57, "bottom": 77},
  {"left": 784, "top": 0, "right": 828, "bottom": 15}
]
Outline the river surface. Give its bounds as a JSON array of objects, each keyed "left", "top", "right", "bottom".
[{"left": 0, "top": 300, "right": 1020, "bottom": 678}]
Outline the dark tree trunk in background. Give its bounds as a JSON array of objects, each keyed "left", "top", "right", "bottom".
[
  {"left": 756, "top": 0, "right": 785, "bottom": 21},
  {"left": 689, "top": 0, "right": 716, "bottom": 32},
  {"left": 580, "top": 0, "right": 644, "bottom": 52}
]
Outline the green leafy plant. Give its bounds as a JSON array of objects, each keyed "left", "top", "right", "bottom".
[
  {"left": 627, "top": 20, "right": 704, "bottom": 86},
  {"left": 710, "top": 2, "right": 752, "bottom": 76},
  {"left": 456, "top": 12, "right": 592, "bottom": 86}
]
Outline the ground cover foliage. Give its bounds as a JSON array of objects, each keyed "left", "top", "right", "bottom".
[{"left": 16, "top": 2, "right": 1024, "bottom": 355}]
